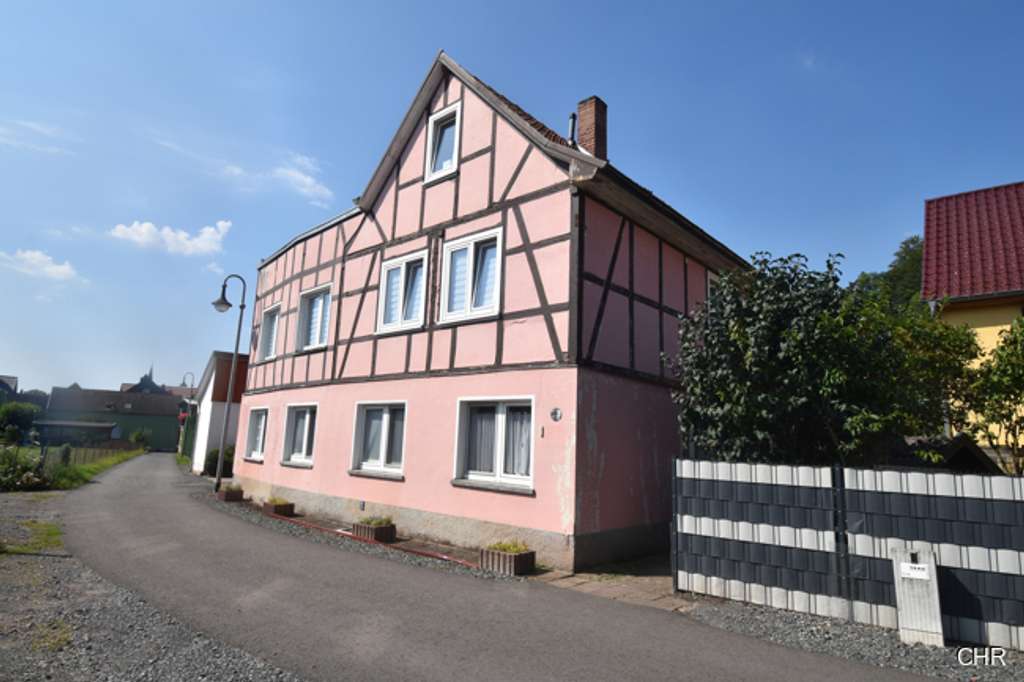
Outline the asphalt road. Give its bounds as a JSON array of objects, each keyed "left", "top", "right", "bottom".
[{"left": 61, "top": 453, "right": 921, "bottom": 681}]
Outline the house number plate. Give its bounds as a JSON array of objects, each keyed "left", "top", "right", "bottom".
[{"left": 900, "top": 562, "right": 929, "bottom": 580}]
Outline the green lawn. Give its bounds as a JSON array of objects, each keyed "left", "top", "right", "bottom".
[{"left": 47, "top": 449, "right": 146, "bottom": 489}]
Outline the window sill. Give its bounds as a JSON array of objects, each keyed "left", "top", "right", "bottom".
[
  {"left": 436, "top": 309, "right": 501, "bottom": 328},
  {"left": 450, "top": 478, "right": 535, "bottom": 497},
  {"left": 295, "top": 345, "right": 328, "bottom": 356},
  {"left": 281, "top": 460, "right": 314, "bottom": 469},
  {"left": 374, "top": 324, "right": 425, "bottom": 339},
  {"left": 348, "top": 468, "right": 405, "bottom": 482},
  {"left": 243, "top": 457, "right": 265, "bottom": 465},
  {"left": 423, "top": 168, "right": 458, "bottom": 188}
]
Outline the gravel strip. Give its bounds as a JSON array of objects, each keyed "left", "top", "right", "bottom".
[
  {"left": 196, "top": 490, "right": 517, "bottom": 582},
  {"left": 0, "top": 492, "right": 304, "bottom": 682},
  {"left": 685, "top": 595, "right": 1023, "bottom": 681}
]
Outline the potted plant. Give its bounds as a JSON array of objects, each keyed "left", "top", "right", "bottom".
[
  {"left": 217, "top": 483, "right": 243, "bottom": 502},
  {"left": 480, "top": 540, "right": 535, "bottom": 576},
  {"left": 262, "top": 496, "right": 294, "bottom": 517},
  {"left": 352, "top": 515, "right": 397, "bottom": 543}
]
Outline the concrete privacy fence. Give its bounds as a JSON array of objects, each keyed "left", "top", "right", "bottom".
[{"left": 672, "top": 459, "right": 1024, "bottom": 650}]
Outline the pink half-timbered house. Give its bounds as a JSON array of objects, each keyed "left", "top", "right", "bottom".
[{"left": 234, "top": 53, "right": 745, "bottom": 569}]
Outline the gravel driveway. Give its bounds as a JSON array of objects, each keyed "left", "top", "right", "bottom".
[{"left": 0, "top": 490, "right": 302, "bottom": 682}]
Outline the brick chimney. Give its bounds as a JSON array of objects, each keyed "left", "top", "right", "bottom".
[{"left": 576, "top": 96, "right": 607, "bottom": 160}]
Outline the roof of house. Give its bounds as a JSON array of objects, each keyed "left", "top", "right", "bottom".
[
  {"left": 922, "top": 180, "right": 1024, "bottom": 301},
  {"left": 47, "top": 386, "right": 182, "bottom": 417},
  {"left": 195, "top": 351, "right": 249, "bottom": 404},
  {"left": 262, "top": 52, "right": 746, "bottom": 272},
  {"left": 118, "top": 382, "right": 194, "bottom": 398},
  {"left": 0, "top": 375, "right": 17, "bottom": 393}
]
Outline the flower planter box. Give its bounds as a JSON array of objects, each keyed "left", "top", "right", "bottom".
[
  {"left": 262, "top": 501, "right": 295, "bottom": 517},
  {"left": 480, "top": 548, "right": 535, "bottom": 576},
  {"left": 217, "top": 489, "right": 243, "bottom": 502},
  {"left": 352, "top": 522, "right": 397, "bottom": 543}
]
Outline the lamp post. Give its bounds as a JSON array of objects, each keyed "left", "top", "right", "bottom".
[{"left": 211, "top": 274, "right": 247, "bottom": 493}]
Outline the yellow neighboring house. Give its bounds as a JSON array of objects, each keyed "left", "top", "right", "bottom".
[{"left": 922, "top": 180, "right": 1024, "bottom": 353}]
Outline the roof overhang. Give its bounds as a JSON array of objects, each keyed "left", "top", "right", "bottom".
[
  {"left": 356, "top": 52, "right": 604, "bottom": 213},
  {"left": 933, "top": 289, "right": 1024, "bottom": 308},
  {"left": 260, "top": 206, "right": 361, "bottom": 267},
  {"left": 579, "top": 164, "right": 748, "bottom": 273}
]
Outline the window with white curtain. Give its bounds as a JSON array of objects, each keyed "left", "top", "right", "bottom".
[
  {"left": 377, "top": 251, "right": 427, "bottom": 333},
  {"left": 259, "top": 307, "right": 280, "bottom": 361},
  {"left": 456, "top": 399, "right": 532, "bottom": 486},
  {"left": 245, "top": 409, "right": 268, "bottom": 461},
  {"left": 353, "top": 403, "right": 405, "bottom": 472},
  {"left": 424, "top": 101, "right": 461, "bottom": 183},
  {"left": 298, "top": 287, "right": 330, "bottom": 349},
  {"left": 283, "top": 405, "right": 317, "bottom": 465},
  {"left": 440, "top": 227, "right": 502, "bottom": 323}
]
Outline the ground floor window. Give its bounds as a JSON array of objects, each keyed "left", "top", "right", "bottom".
[
  {"left": 456, "top": 399, "right": 532, "bottom": 486},
  {"left": 283, "top": 405, "right": 316, "bottom": 465},
  {"left": 246, "top": 409, "right": 268, "bottom": 461},
  {"left": 353, "top": 403, "right": 405, "bottom": 471}
]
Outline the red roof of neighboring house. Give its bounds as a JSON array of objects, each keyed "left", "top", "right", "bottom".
[{"left": 922, "top": 181, "right": 1024, "bottom": 301}]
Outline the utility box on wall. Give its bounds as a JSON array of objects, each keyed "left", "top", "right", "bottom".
[{"left": 890, "top": 546, "right": 944, "bottom": 647}]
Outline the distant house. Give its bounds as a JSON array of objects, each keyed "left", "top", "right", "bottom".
[
  {"left": 0, "top": 375, "right": 16, "bottom": 404},
  {"left": 45, "top": 384, "right": 182, "bottom": 450},
  {"left": 120, "top": 371, "right": 195, "bottom": 399},
  {"left": 922, "top": 181, "right": 1024, "bottom": 352},
  {"left": 188, "top": 351, "right": 249, "bottom": 473}
]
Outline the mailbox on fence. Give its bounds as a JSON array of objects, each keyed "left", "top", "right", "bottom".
[{"left": 890, "top": 547, "right": 943, "bottom": 647}]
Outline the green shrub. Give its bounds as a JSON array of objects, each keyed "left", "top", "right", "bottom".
[
  {"left": 358, "top": 515, "right": 393, "bottom": 527},
  {"left": 203, "top": 445, "right": 234, "bottom": 477},
  {"left": 266, "top": 495, "right": 289, "bottom": 505},
  {"left": 0, "top": 446, "right": 45, "bottom": 492},
  {"left": 223, "top": 482, "right": 242, "bottom": 492},
  {"left": 0, "top": 402, "right": 39, "bottom": 434},
  {"left": 968, "top": 318, "right": 1024, "bottom": 476},
  {"left": 2, "top": 425, "right": 19, "bottom": 445},
  {"left": 59, "top": 443, "right": 72, "bottom": 466},
  {"left": 488, "top": 540, "right": 529, "bottom": 553},
  {"left": 129, "top": 428, "right": 152, "bottom": 449}
]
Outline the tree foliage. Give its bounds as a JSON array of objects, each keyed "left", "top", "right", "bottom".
[
  {"left": 667, "top": 253, "right": 980, "bottom": 465},
  {"left": 0, "top": 402, "right": 40, "bottom": 439},
  {"left": 969, "top": 318, "right": 1024, "bottom": 475},
  {"left": 853, "top": 236, "right": 924, "bottom": 311}
]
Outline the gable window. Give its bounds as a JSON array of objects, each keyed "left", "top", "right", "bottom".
[
  {"left": 283, "top": 405, "right": 317, "bottom": 465},
  {"left": 706, "top": 271, "right": 720, "bottom": 304},
  {"left": 298, "top": 287, "right": 330, "bottom": 350},
  {"left": 424, "top": 101, "right": 461, "bottom": 183},
  {"left": 259, "top": 306, "right": 280, "bottom": 361},
  {"left": 377, "top": 251, "right": 427, "bottom": 333},
  {"left": 353, "top": 403, "right": 405, "bottom": 473},
  {"left": 245, "top": 409, "right": 268, "bottom": 461},
  {"left": 440, "top": 227, "right": 502, "bottom": 323},
  {"left": 455, "top": 399, "right": 532, "bottom": 488}
]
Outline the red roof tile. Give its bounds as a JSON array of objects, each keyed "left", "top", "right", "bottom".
[
  {"left": 922, "top": 181, "right": 1024, "bottom": 301},
  {"left": 473, "top": 76, "right": 573, "bottom": 149}
]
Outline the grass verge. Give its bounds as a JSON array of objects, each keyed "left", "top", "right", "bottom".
[
  {"left": 48, "top": 449, "right": 146, "bottom": 490},
  {"left": 2, "top": 520, "right": 63, "bottom": 554}
]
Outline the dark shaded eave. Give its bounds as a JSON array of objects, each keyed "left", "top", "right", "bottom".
[
  {"left": 581, "top": 164, "right": 749, "bottom": 273},
  {"left": 260, "top": 206, "right": 362, "bottom": 268},
  {"left": 931, "top": 288, "right": 1024, "bottom": 306}
]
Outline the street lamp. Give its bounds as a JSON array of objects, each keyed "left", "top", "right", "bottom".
[{"left": 210, "top": 274, "right": 247, "bottom": 492}]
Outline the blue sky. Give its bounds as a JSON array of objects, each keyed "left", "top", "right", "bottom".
[{"left": 3, "top": 1, "right": 1022, "bottom": 393}]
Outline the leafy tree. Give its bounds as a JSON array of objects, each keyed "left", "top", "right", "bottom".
[
  {"left": 853, "top": 236, "right": 924, "bottom": 310},
  {"left": 968, "top": 318, "right": 1024, "bottom": 475},
  {"left": 0, "top": 402, "right": 40, "bottom": 435},
  {"left": 129, "top": 428, "right": 152, "bottom": 449},
  {"left": 667, "top": 253, "right": 979, "bottom": 465}
]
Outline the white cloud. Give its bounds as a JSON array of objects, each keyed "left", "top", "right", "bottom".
[
  {"left": 271, "top": 154, "right": 333, "bottom": 207},
  {"left": 154, "top": 139, "right": 333, "bottom": 207},
  {"left": 0, "top": 249, "right": 78, "bottom": 280},
  {"left": 0, "top": 119, "right": 75, "bottom": 155},
  {"left": 44, "top": 225, "right": 93, "bottom": 240},
  {"left": 205, "top": 261, "right": 224, "bottom": 275},
  {"left": 110, "top": 219, "right": 231, "bottom": 256}
]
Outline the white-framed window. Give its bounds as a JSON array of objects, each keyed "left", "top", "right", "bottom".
[
  {"left": 259, "top": 306, "right": 280, "bottom": 361},
  {"left": 424, "top": 101, "right": 461, "bottom": 183},
  {"left": 376, "top": 250, "right": 427, "bottom": 333},
  {"left": 454, "top": 398, "right": 533, "bottom": 487},
  {"left": 282, "top": 404, "right": 317, "bottom": 465},
  {"left": 352, "top": 402, "right": 406, "bottom": 472},
  {"left": 297, "top": 286, "right": 331, "bottom": 350},
  {"left": 440, "top": 227, "right": 502, "bottom": 323},
  {"left": 707, "top": 271, "right": 720, "bottom": 303},
  {"left": 245, "top": 408, "right": 268, "bottom": 461}
]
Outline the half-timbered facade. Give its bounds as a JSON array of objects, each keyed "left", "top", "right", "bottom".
[{"left": 234, "top": 52, "right": 745, "bottom": 569}]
